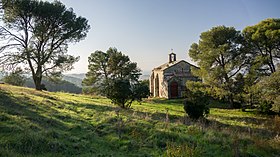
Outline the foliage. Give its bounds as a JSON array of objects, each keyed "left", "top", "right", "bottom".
[
  {"left": 82, "top": 86, "right": 98, "bottom": 95},
  {"left": 243, "top": 18, "right": 280, "bottom": 76},
  {"left": 106, "top": 79, "right": 133, "bottom": 108},
  {"left": 0, "top": 84, "right": 279, "bottom": 156},
  {"left": 105, "top": 79, "right": 150, "bottom": 108},
  {"left": 183, "top": 98, "right": 209, "bottom": 120},
  {"left": 258, "top": 100, "right": 273, "bottom": 114},
  {"left": 255, "top": 70, "right": 280, "bottom": 113},
  {"left": 2, "top": 68, "right": 26, "bottom": 86},
  {"left": 82, "top": 50, "right": 110, "bottom": 89},
  {"left": 236, "top": 69, "right": 280, "bottom": 114},
  {"left": 132, "top": 80, "right": 150, "bottom": 102},
  {"left": 231, "top": 73, "right": 245, "bottom": 108},
  {"left": 189, "top": 26, "right": 247, "bottom": 107},
  {"left": 83, "top": 48, "right": 141, "bottom": 87},
  {"left": 184, "top": 83, "right": 210, "bottom": 119},
  {"left": 83, "top": 47, "right": 147, "bottom": 108},
  {"left": 0, "top": 0, "right": 90, "bottom": 90}
]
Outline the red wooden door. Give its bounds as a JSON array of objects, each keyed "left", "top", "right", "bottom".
[{"left": 170, "top": 82, "right": 178, "bottom": 98}]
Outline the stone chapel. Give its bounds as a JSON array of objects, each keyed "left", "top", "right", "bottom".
[{"left": 149, "top": 52, "right": 200, "bottom": 99}]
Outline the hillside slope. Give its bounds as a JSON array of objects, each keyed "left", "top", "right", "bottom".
[{"left": 0, "top": 84, "right": 279, "bottom": 156}]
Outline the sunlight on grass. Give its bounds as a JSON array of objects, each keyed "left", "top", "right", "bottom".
[{"left": 0, "top": 84, "right": 279, "bottom": 156}]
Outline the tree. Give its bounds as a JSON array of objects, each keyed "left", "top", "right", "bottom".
[
  {"left": 83, "top": 47, "right": 141, "bottom": 93},
  {"left": 0, "top": 0, "right": 90, "bottom": 90},
  {"left": 188, "top": 26, "right": 246, "bottom": 107},
  {"left": 243, "top": 18, "right": 280, "bottom": 76},
  {"left": 83, "top": 47, "right": 149, "bottom": 108},
  {"left": 82, "top": 50, "right": 109, "bottom": 92},
  {"left": 2, "top": 68, "right": 26, "bottom": 86},
  {"left": 231, "top": 73, "right": 245, "bottom": 108}
]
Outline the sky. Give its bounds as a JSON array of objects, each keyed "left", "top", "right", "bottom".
[{"left": 47, "top": 0, "right": 280, "bottom": 74}]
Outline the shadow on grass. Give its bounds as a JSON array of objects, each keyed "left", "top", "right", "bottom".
[
  {"left": 207, "top": 114, "right": 277, "bottom": 137},
  {"left": 207, "top": 118, "right": 276, "bottom": 138},
  {"left": 0, "top": 88, "right": 125, "bottom": 156},
  {"left": 144, "top": 98, "right": 184, "bottom": 105},
  {"left": 0, "top": 89, "right": 68, "bottom": 131}
]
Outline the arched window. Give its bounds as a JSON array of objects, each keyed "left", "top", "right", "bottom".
[{"left": 155, "top": 74, "right": 159, "bottom": 97}]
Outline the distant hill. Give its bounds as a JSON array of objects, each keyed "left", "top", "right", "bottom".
[
  {"left": 63, "top": 72, "right": 150, "bottom": 83},
  {"left": 64, "top": 73, "right": 86, "bottom": 80},
  {"left": 62, "top": 75, "right": 83, "bottom": 87},
  {"left": 140, "top": 74, "right": 150, "bottom": 80},
  {"left": 25, "top": 77, "right": 82, "bottom": 94},
  {"left": 0, "top": 72, "right": 4, "bottom": 79},
  {"left": 1, "top": 71, "right": 149, "bottom": 86}
]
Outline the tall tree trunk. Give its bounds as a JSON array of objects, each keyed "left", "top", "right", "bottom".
[
  {"left": 229, "top": 93, "right": 234, "bottom": 108},
  {"left": 33, "top": 66, "right": 43, "bottom": 90},
  {"left": 33, "top": 75, "right": 42, "bottom": 90}
]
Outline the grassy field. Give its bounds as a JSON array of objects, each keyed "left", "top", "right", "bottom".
[{"left": 0, "top": 84, "right": 279, "bottom": 157}]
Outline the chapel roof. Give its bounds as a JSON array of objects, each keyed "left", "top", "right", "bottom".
[{"left": 153, "top": 60, "right": 198, "bottom": 71}]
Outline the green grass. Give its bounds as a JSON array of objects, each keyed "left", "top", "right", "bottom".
[{"left": 0, "top": 84, "right": 279, "bottom": 157}]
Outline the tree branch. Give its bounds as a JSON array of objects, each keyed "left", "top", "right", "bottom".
[{"left": 0, "top": 26, "right": 25, "bottom": 45}]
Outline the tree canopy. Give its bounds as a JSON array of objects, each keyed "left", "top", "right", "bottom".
[
  {"left": 0, "top": 0, "right": 90, "bottom": 90},
  {"left": 83, "top": 47, "right": 141, "bottom": 91},
  {"left": 187, "top": 18, "right": 280, "bottom": 113},
  {"left": 189, "top": 26, "right": 246, "bottom": 105},
  {"left": 83, "top": 47, "right": 149, "bottom": 108},
  {"left": 243, "top": 18, "right": 280, "bottom": 76}
]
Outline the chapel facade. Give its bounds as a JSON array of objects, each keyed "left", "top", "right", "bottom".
[{"left": 149, "top": 52, "right": 199, "bottom": 99}]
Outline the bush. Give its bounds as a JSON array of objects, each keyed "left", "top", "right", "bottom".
[
  {"left": 131, "top": 80, "right": 150, "bottom": 102},
  {"left": 184, "top": 99, "right": 209, "bottom": 120},
  {"left": 2, "top": 68, "right": 26, "bottom": 86},
  {"left": 105, "top": 79, "right": 150, "bottom": 109},
  {"left": 253, "top": 71, "right": 280, "bottom": 114},
  {"left": 184, "top": 81, "right": 210, "bottom": 119},
  {"left": 183, "top": 91, "right": 209, "bottom": 120},
  {"left": 106, "top": 79, "right": 132, "bottom": 108},
  {"left": 259, "top": 100, "right": 273, "bottom": 114},
  {"left": 82, "top": 86, "right": 98, "bottom": 95}
]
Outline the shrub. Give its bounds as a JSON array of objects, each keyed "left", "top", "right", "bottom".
[
  {"left": 258, "top": 100, "right": 273, "bottom": 114},
  {"left": 253, "top": 71, "right": 280, "bottom": 114},
  {"left": 184, "top": 99, "right": 209, "bottom": 120},
  {"left": 82, "top": 86, "right": 98, "bottom": 95},
  {"left": 131, "top": 80, "right": 150, "bottom": 102},
  {"left": 105, "top": 79, "right": 150, "bottom": 109},
  {"left": 2, "top": 68, "right": 26, "bottom": 86},
  {"left": 183, "top": 91, "right": 209, "bottom": 120},
  {"left": 184, "top": 81, "right": 210, "bottom": 119}
]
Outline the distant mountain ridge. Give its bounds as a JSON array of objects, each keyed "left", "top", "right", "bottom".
[
  {"left": 64, "top": 73, "right": 86, "bottom": 80},
  {"left": 140, "top": 74, "right": 150, "bottom": 80},
  {"left": 63, "top": 72, "right": 150, "bottom": 84},
  {"left": 1, "top": 72, "right": 150, "bottom": 87},
  {"left": 62, "top": 73, "right": 85, "bottom": 87},
  {"left": 25, "top": 77, "right": 82, "bottom": 94}
]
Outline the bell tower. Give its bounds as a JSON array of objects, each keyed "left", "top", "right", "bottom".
[{"left": 169, "top": 49, "right": 176, "bottom": 63}]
